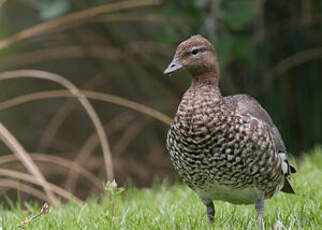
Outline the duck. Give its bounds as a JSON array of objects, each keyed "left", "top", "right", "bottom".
[{"left": 164, "top": 34, "right": 296, "bottom": 229}]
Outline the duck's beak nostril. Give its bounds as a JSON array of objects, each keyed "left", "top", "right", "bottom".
[{"left": 164, "top": 58, "right": 183, "bottom": 75}]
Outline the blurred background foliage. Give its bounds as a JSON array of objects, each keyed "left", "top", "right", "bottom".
[{"left": 0, "top": 0, "right": 321, "bottom": 202}]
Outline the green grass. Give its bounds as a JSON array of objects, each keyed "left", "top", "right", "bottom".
[{"left": 1, "top": 148, "right": 321, "bottom": 230}]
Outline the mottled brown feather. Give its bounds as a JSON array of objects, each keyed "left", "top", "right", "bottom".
[{"left": 165, "top": 35, "right": 295, "bottom": 206}]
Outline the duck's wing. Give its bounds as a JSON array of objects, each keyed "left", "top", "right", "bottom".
[{"left": 224, "top": 94, "right": 296, "bottom": 194}]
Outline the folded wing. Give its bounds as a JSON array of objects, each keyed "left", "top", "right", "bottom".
[{"left": 224, "top": 94, "right": 295, "bottom": 194}]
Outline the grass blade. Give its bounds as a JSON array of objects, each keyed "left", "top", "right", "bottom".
[
  {"left": 0, "top": 0, "right": 162, "bottom": 51},
  {"left": 0, "top": 89, "right": 172, "bottom": 125},
  {"left": 0, "top": 153, "right": 102, "bottom": 191},
  {"left": 0, "top": 169, "right": 83, "bottom": 204},
  {"left": 0, "top": 179, "right": 48, "bottom": 202},
  {"left": 0, "top": 123, "right": 58, "bottom": 204},
  {"left": 0, "top": 69, "right": 114, "bottom": 181}
]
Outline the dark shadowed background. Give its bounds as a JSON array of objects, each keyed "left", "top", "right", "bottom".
[{"left": 0, "top": 0, "right": 321, "bottom": 203}]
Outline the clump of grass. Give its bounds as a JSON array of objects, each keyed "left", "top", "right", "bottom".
[
  {"left": 104, "top": 179, "right": 125, "bottom": 220},
  {"left": 0, "top": 150, "right": 321, "bottom": 229}
]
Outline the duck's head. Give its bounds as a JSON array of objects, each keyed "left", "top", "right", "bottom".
[{"left": 164, "top": 35, "right": 219, "bottom": 77}]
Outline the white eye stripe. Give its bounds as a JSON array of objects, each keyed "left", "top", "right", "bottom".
[{"left": 190, "top": 46, "right": 203, "bottom": 52}]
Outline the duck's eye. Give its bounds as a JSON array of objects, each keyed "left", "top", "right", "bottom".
[{"left": 191, "top": 49, "right": 199, "bottom": 55}]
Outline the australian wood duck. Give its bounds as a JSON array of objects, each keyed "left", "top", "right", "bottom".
[{"left": 164, "top": 35, "right": 296, "bottom": 229}]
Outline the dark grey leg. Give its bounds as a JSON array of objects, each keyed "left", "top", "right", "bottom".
[
  {"left": 255, "top": 196, "right": 264, "bottom": 230},
  {"left": 205, "top": 202, "right": 215, "bottom": 224}
]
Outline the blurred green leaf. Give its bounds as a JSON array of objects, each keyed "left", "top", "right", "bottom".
[
  {"left": 0, "top": 0, "right": 7, "bottom": 8},
  {"left": 232, "top": 35, "right": 254, "bottom": 66},
  {"left": 215, "top": 32, "right": 234, "bottom": 66},
  {"left": 193, "top": 0, "right": 208, "bottom": 9},
  {"left": 154, "top": 26, "right": 179, "bottom": 43},
  {"left": 40, "top": 0, "right": 70, "bottom": 19},
  {"left": 222, "top": 0, "right": 254, "bottom": 29},
  {"left": 157, "top": 2, "right": 205, "bottom": 43}
]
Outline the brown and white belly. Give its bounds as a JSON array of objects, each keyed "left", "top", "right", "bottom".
[{"left": 195, "top": 182, "right": 262, "bottom": 204}]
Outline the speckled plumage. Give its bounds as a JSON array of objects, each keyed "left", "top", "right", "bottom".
[{"left": 164, "top": 35, "right": 295, "bottom": 228}]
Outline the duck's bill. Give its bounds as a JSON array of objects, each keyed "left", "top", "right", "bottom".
[{"left": 163, "top": 58, "right": 183, "bottom": 75}]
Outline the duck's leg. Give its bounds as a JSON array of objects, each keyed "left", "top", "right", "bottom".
[
  {"left": 255, "top": 196, "right": 264, "bottom": 230},
  {"left": 205, "top": 202, "right": 215, "bottom": 223}
]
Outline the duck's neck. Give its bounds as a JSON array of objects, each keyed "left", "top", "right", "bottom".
[{"left": 191, "top": 72, "right": 221, "bottom": 98}]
